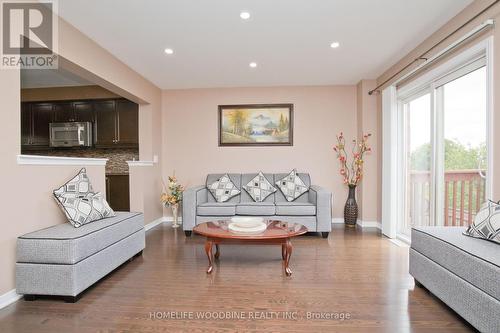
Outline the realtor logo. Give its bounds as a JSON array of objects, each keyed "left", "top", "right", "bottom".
[{"left": 1, "top": 0, "right": 58, "bottom": 69}]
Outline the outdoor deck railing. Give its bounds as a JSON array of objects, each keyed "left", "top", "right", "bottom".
[{"left": 408, "top": 170, "right": 486, "bottom": 227}]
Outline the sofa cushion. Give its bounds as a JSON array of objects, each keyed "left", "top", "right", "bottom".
[
  {"left": 197, "top": 203, "right": 236, "bottom": 216},
  {"left": 464, "top": 200, "right": 500, "bottom": 244},
  {"left": 206, "top": 174, "right": 241, "bottom": 203},
  {"left": 274, "top": 171, "right": 311, "bottom": 203},
  {"left": 242, "top": 172, "right": 277, "bottom": 202},
  {"left": 236, "top": 202, "right": 275, "bottom": 216},
  {"left": 17, "top": 212, "right": 143, "bottom": 265},
  {"left": 275, "top": 202, "right": 316, "bottom": 216},
  {"left": 411, "top": 226, "right": 500, "bottom": 301},
  {"left": 207, "top": 174, "right": 241, "bottom": 203}
]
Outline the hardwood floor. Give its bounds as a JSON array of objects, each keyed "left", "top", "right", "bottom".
[{"left": 0, "top": 224, "right": 474, "bottom": 333}]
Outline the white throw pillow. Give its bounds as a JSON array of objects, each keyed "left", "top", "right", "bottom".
[
  {"left": 243, "top": 172, "right": 277, "bottom": 202},
  {"left": 464, "top": 200, "right": 500, "bottom": 244},
  {"left": 53, "top": 168, "right": 115, "bottom": 228},
  {"left": 275, "top": 169, "right": 309, "bottom": 202},
  {"left": 207, "top": 174, "right": 241, "bottom": 203}
]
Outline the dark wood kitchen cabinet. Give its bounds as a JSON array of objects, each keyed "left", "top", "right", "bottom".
[
  {"left": 94, "top": 100, "right": 117, "bottom": 147},
  {"left": 20, "top": 98, "right": 138, "bottom": 150},
  {"left": 21, "top": 102, "right": 53, "bottom": 148},
  {"left": 73, "top": 101, "right": 94, "bottom": 123},
  {"left": 94, "top": 99, "right": 139, "bottom": 148},
  {"left": 106, "top": 174, "right": 130, "bottom": 211},
  {"left": 53, "top": 101, "right": 94, "bottom": 123},
  {"left": 116, "top": 100, "right": 139, "bottom": 145},
  {"left": 21, "top": 103, "right": 31, "bottom": 146},
  {"left": 53, "top": 102, "right": 74, "bottom": 122}
]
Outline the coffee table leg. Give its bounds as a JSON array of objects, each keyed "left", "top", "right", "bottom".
[
  {"left": 281, "top": 243, "right": 286, "bottom": 260},
  {"left": 215, "top": 244, "right": 220, "bottom": 259},
  {"left": 204, "top": 239, "right": 213, "bottom": 274},
  {"left": 284, "top": 238, "right": 293, "bottom": 276}
]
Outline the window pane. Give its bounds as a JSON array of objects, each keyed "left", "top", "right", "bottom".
[
  {"left": 403, "top": 93, "right": 431, "bottom": 236},
  {"left": 443, "top": 66, "right": 487, "bottom": 226}
]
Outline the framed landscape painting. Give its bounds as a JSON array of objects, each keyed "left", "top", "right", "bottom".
[{"left": 218, "top": 104, "right": 293, "bottom": 146}]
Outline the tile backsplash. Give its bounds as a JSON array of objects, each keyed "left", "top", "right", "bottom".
[{"left": 25, "top": 148, "right": 139, "bottom": 174}]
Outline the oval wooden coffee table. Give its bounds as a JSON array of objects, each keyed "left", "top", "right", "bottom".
[{"left": 193, "top": 220, "right": 307, "bottom": 276}]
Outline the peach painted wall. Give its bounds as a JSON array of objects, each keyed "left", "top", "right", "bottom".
[
  {"left": 356, "top": 80, "right": 380, "bottom": 222},
  {"left": 162, "top": 86, "right": 358, "bottom": 218},
  {"left": 0, "top": 14, "right": 163, "bottom": 295}
]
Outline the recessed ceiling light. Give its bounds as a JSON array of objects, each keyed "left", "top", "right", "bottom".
[
  {"left": 164, "top": 48, "right": 174, "bottom": 55},
  {"left": 249, "top": 62, "right": 257, "bottom": 68},
  {"left": 330, "top": 42, "right": 340, "bottom": 48},
  {"left": 240, "top": 11, "right": 251, "bottom": 20}
]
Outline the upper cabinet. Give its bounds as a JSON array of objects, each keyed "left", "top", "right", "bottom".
[
  {"left": 21, "top": 98, "right": 138, "bottom": 150},
  {"left": 116, "top": 100, "right": 139, "bottom": 146},
  {"left": 53, "top": 102, "right": 74, "bottom": 122},
  {"left": 94, "top": 100, "right": 117, "bottom": 147},
  {"left": 73, "top": 101, "right": 94, "bottom": 123},
  {"left": 53, "top": 101, "right": 95, "bottom": 123},
  {"left": 28, "top": 103, "right": 53, "bottom": 147},
  {"left": 94, "top": 99, "right": 139, "bottom": 148}
]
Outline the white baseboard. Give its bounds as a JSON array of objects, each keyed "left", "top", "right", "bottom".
[
  {"left": 332, "top": 218, "right": 381, "bottom": 229},
  {"left": 144, "top": 217, "right": 167, "bottom": 231},
  {"left": 0, "top": 289, "right": 22, "bottom": 310},
  {"left": 356, "top": 220, "right": 382, "bottom": 229},
  {"left": 149, "top": 216, "right": 381, "bottom": 230},
  {"left": 145, "top": 216, "right": 183, "bottom": 231}
]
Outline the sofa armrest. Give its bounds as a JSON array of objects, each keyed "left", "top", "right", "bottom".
[
  {"left": 182, "top": 185, "right": 207, "bottom": 231},
  {"left": 309, "top": 185, "right": 332, "bottom": 232}
]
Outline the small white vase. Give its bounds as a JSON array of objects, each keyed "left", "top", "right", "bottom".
[{"left": 171, "top": 203, "right": 180, "bottom": 228}]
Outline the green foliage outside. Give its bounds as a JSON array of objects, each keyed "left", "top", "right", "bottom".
[
  {"left": 410, "top": 139, "right": 486, "bottom": 171},
  {"left": 410, "top": 139, "right": 486, "bottom": 220}
]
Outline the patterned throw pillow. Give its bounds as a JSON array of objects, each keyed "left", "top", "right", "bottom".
[
  {"left": 464, "top": 200, "right": 500, "bottom": 244},
  {"left": 53, "top": 168, "right": 115, "bottom": 228},
  {"left": 243, "top": 172, "right": 277, "bottom": 202},
  {"left": 275, "top": 169, "right": 309, "bottom": 202},
  {"left": 207, "top": 174, "right": 241, "bottom": 203},
  {"left": 53, "top": 168, "right": 94, "bottom": 197}
]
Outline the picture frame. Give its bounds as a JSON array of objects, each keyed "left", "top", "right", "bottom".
[{"left": 218, "top": 104, "right": 294, "bottom": 146}]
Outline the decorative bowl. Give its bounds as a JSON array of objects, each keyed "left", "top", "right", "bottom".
[
  {"left": 228, "top": 222, "right": 267, "bottom": 235},
  {"left": 230, "top": 217, "right": 265, "bottom": 228}
]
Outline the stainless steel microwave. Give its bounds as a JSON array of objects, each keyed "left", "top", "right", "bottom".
[{"left": 49, "top": 122, "right": 93, "bottom": 147}]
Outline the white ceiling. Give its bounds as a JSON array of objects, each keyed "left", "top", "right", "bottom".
[
  {"left": 58, "top": 0, "right": 472, "bottom": 89},
  {"left": 21, "top": 68, "right": 92, "bottom": 88}
]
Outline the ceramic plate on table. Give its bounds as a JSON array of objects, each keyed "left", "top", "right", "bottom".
[
  {"left": 228, "top": 222, "right": 267, "bottom": 234},
  {"left": 230, "top": 216, "right": 265, "bottom": 228}
]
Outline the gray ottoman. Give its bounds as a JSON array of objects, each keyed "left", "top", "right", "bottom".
[
  {"left": 410, "top": 226, "right": 500, "bottom": 333},
  {"left": 16, "top": 212, "right": 145, "bottom": 302}
]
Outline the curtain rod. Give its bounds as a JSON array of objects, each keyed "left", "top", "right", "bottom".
[{"left": 369, "top": 0, "right": 500, "bottom": 95}]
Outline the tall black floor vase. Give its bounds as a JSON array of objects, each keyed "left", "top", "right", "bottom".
[{"left": 344, "top": 184, "right": 358, "bottom": 227}]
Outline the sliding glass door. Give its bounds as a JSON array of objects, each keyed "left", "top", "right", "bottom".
[
  {"left": 398, "top": 56, "right": 489, "bottom": 239},
  {"left": 439, "top": 65, "right": 487, "bottom": 227},
  {"left": 401, "top": 93, "right": 432, "bottom": 237}
]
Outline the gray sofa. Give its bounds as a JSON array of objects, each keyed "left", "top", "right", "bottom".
[
  {"left": 16, "top": 212, "right": 145, "bottom": 302},
  {"left": 182, "top": 173, "right": 332, "bottom": 237},
  {"left": 410, "top": 226, "right": 500, "bottom": 333}
]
